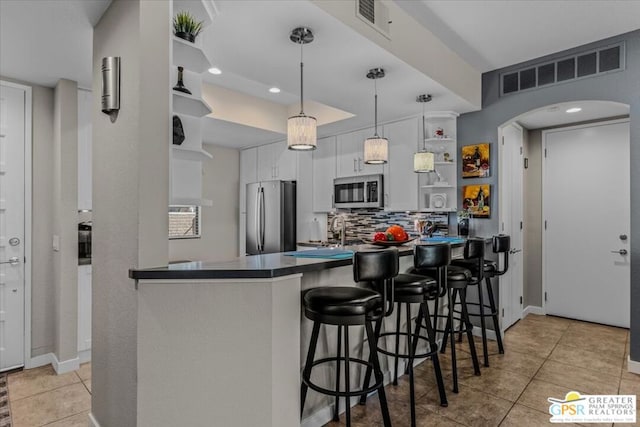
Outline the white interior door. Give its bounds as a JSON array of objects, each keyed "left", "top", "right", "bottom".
[
  {"left": 543, "top": 120, "right": 630, "bottom": 328},
  {"left": 0, "top": 83, "right": 26, "bottom": 371},
  {"left": 499, "top": 123, "right": 524, "bottom": 331}
]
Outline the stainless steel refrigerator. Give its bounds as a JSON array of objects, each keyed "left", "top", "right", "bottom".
[{"left": 246, "top": 180, "right": 296, "bottom": 255}]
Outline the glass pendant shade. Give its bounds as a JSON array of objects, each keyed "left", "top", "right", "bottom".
[
  {"left": 287, "top": 114, "right": 317, "bottom": 150},
  {"left": 413, "top": 151, "right": 435, "bottom": 173},
  {"left": 364, "top": 136, "right": 388, "bottom": 164}
]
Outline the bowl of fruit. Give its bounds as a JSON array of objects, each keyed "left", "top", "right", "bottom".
[{"left": 369, "top": 225, "right": 415, "bottom": 246}]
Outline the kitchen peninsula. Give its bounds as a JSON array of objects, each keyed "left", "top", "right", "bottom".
[{"left": 130, "top": 244, "right": 426, "bottom": 427}]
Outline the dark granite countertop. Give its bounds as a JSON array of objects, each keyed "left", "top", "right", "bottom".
[
  {"left": 129, "top": 238, "right": 485, "bottom": 281},
  {"left": 130, "top": 244, "right": 414, "bottom": 280}
]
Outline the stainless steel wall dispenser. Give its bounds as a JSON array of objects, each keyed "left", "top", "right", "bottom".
[{"left": 101, "top": 56, "right": 120, "bottom": 122}]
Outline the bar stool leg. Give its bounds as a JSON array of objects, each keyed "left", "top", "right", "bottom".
[
  {"left": 344, "top": 326, "right": 351, "bottom": 427},
  {"left": 441, "top": 289, "right": 452, "bottom": 355},
  {"left": 477, "top": 281, "right": 490, "bottom": 367},
  {"left": 486, "top": 277, "right": 505, "bottom": 354},
  {"left": 460, "top": 287, "right": 481, "bottom": 375},
  {"left": 333, "top": 325, "right": 342, "bottom": 421},
  {"left": 301, "top": 321, "right": 321, "bottom": 416},
  {"left": 358, "top": 318, "right": 383, "bottom": 406},
  {"left": 422, "top": 302, "right": 448, "bottom": 407},
  {"left": 393, "top": 303, "right": 402, "bottom": 385},
  {"left": 365, "top": 320, "right": 392, "bottom": 427},
  {"left": 447, "top": 287, "right": 459, "bottom": 393},
  {"left": 406, "top": 303, "right": 417, "bottom": 427}
]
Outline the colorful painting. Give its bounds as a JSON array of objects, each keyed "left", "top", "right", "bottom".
[
  {"left": 462, "top": 184, "right": 491, "bottom": 218},
  {"left": 462, "top": 143, "right": 490, "bottom": 178}
]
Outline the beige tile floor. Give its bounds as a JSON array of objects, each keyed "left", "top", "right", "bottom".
[
  {"left": 7, "top": 362, "right": 91, "bottom": 427},
  {"left": 325, "top": 314, "right": 638, "bottom": 427},
  {"left": 5, "top": 315, "right": 638, "bottom": 426}
]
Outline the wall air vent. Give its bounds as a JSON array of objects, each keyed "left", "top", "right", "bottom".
[
  {"left": 500, "top": 42, "right": 625, "bottom": 96},
  {"left": 356, "top": 0, "right": 391, "bottom": 39}
]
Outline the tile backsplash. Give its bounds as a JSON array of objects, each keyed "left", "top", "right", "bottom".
[{"left": 326, "top": 210, "right": 451, "bottom": 241}]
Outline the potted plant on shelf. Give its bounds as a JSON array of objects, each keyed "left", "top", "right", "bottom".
[{"left": 173, "top": 11, "right": 203, "bottom": 43}]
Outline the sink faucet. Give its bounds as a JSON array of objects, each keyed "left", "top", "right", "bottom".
[{"left": 330, "top": 214, "right": 347, "bottom": 247}]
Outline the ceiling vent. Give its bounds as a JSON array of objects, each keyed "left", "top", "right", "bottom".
[
  {"left": 356, "top": 0, "right": 391, "bottom": 39},
  {"left": 500, "top": 42, "right": 625, "bottom": 97}
]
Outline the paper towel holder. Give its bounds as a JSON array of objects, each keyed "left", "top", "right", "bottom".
[{"left": 101, "top": 56, "right": 120, "bottom": 123}]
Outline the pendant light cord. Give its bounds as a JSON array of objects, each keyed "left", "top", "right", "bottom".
[
  {"left": 374, "top": 78, "right": 379, "bottom": 137},
  {"left": 422, "top": 101, "right": 427, "bottom": 150},
  {"left": 299, "top": 41, "right": 305, "bottom": 115}
]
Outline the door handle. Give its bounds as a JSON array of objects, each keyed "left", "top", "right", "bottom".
[
  {"left": 358, "top": 158, "right": 363, "bottom": 171},
  {"left": 611, "top": 249, "right": 628, "bottom": 255},
  {"left": 0, "top": 257, "right": 20, "bottom": 266},
  {"left": 510, "top": 249, "right": 522, "bottom": 254},
  {"left": 259, "top": 188, "right": 266, "bottom": 251},
  {"left": 353, "top": 158, "right": 357, "bottom": 172},
  {"left": 255, "top": 190, "right": 261, "bottom": 252}
]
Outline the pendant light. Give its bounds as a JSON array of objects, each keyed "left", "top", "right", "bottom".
[
  {"left": 414, "top": 94, "right": 435, "bottom": 173},
  {"left": 287, "top": 27, "right": 317, "bottom": 151},
  {"left": 363, "top": 68, "right": 388, "bottom": 164}
]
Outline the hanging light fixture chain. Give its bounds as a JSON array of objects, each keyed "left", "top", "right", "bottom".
[{"left": 374, "top": 78, "right": 378, "bottom": 136}]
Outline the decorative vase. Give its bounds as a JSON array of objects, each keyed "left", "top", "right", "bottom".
[
  {"left": 173, "top": 66, "right": 192, "bottom": 95},
  {"left": 458, "top": 218, "right": 469, "bottom": 237},
  {"left": 175, "top": 31, "right": 195, "bottom": 43},
  {"left": 172, "top": 115, "right": 185, "bottom": 145}
]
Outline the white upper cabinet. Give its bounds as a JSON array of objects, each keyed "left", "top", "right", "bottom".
[
  {"left": 239, "top": 147, "right": 257, "bottom": 213},
  {"left": 312, "top": 136, "right": 337, "bottom": 212},
  {"left": 257, "top": 140, "right": 297, "bottom": 182},
  {"left": 336, "top": 128, "right": 384, "bottom": 177},
  {"left": 382, "top": 118, "right": 419, "bottom": 211}
]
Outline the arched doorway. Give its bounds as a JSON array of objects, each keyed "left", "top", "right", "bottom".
[{"left": 498, "top": 100, "right": 630, "bottom": 330}]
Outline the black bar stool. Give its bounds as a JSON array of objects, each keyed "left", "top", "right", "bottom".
[
  {"left": 422, "top": 239, "right": 482, "bottom": 393},
  {"left": 451, "top": 234, "right": 510, "bottom": 366},
  {"left": 359, "top": 244, "right": 449, "bottom": 427},
  {"left": 300, "top": 249, "right": 398, "bottom": 427}
]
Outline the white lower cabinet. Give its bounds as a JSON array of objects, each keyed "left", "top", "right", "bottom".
[{"left": 77, "top": 265, "right": 92, "bottom": 353}]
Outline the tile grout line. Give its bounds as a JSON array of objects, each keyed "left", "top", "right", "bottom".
[
  {"left": 7, "top": 379, "right": 86, "bottom": 404},
  {"left": 498, "top": 318, "right": 577, "bottom": 425}
]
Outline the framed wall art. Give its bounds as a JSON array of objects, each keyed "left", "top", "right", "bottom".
[
  {"left": 462, "top": 184, "right": 491, "bottom": 218},
  {"left": 462, "top": 142, "right": 490, "bottom": 178}
]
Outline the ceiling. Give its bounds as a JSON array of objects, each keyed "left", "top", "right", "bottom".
[
  {"left": 0, "top": 0, "right": 111, "bottom": 88},
  {"left": 0, "top": 0, "right": 638, "bottom": 148},
  {"left": 515, "top": 101, "right": 629, "bottom": 130},
  {"left": 396, "top": 0, "right": 640, "bottom": 72}
]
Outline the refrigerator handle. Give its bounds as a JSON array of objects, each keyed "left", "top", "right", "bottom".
[
  {"left": 259, "top": 188, "right": 266, "bottom": 251},
  {"left": 255, "top": 188, "right": 261, "bottom": 252}
]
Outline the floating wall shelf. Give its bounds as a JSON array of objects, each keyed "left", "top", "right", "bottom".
[
  {"left": 172, "top": 37, "right": 212, "bottom": 73},
  {"left": 173, "top": 92, "right": 212, "bottom": 118}
]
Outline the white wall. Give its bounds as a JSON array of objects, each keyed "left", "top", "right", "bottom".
[
  {"left": 169, "top": 145, "right": 240, "bottom": 262},
  {"left": 92, "top": 1, "right": 170, "bottom": 425},
  {"left": 52, "top": 79, "right": 79, "bottom": 364}
]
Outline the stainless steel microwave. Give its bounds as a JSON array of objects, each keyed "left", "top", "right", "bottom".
[{"left": 333, "top": 174, "right": 384, "bottom": 209}]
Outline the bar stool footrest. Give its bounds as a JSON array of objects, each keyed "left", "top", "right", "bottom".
[
  {"left": 376, "top": 331, "right": 439, "bottom": 359},
  {"left": 302, "top": 356, "right": 381, "bottom": 398}
]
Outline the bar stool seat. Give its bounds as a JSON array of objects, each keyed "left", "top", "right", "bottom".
[
  {"left": 394, "top": 273, "right": 438, "bottom": 298},
  {"left": 304, "top": 287, "right": 382, "bottom": 319}
]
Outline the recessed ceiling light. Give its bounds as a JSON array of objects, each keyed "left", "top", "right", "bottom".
[
  {"left": 566, "top": 107, "right": 582, "bottom": 113},
  {"left": 208, "top": 67, "right": 222, "bottom": 75},
  {"left": 269, "top": 87, "right": 281, "bottom": 93}
]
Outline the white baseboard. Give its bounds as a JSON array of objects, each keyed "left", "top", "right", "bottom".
[
  {"left": 52, "top": 353, "right": 80, "bottom": 374},
  {"left": 523, "top": 306, "right": 545, "bottom": 317},
  {"left": 78, "top": 349, "right": 92, "bottom": 364},
  {"left": 627, "top": 356, "right": 640, "bottom": 375},
  {"left": 26, "top": 352, "right": 53, "bottom": 369},
  {"left": 88, "top": 412, "right": 101, "bottom": 427}
]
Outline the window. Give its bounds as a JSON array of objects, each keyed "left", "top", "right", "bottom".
[{"left": 169, "top": 206, "right": 201, "bottom": 239}]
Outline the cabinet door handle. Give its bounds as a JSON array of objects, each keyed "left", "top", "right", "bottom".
[
  {"left": 353, "top": 158, "right": 357, "bottom": 172},
  {"left": 358, "top": 158, "right": 363, "bottom": 171}
]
